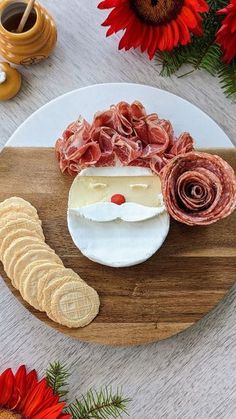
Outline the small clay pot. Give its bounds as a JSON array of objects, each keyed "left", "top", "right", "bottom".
[
  {"left": 0, "top": 0, "right": 57, "bottom": 65},
  {"left": 0, "top": 62, "right": 21, "bottom": 100}
]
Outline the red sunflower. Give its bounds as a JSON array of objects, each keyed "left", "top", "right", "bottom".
[
  {"left": 98, "top": 0, "right": 209, "bottom": 59},
  {"left": 0, "top": 365, "right": 70, "bottom": 419},
  {"left": 216, "top": 0, "right": 236, "bottom": 63}
]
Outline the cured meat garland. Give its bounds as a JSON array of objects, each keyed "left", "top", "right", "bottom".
[
  {"left": 161, "top": 152, "right": 236, "bottom": 225},
  {"left": 55, "top": 101, "right": 194, "bottom": 176}
]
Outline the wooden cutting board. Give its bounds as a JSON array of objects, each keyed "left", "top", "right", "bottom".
[{"left": 0, "top": 147, "right": 235, "bottom": 346}]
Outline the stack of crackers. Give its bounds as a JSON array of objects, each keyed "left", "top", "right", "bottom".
[{"left": 0, "top": 197, "right": 100, "bottom": 328}]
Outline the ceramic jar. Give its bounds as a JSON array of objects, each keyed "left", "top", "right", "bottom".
[{"left": 0, "top": 0, "right": 57, "bottom": 65}]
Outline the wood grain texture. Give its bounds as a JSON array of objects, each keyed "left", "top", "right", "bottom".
[
  {"left": 0, "top": 147, "right": 235, "bottom": 346},
  {"left": 0, "top": 1, "right": 236, "bottom": 416}
]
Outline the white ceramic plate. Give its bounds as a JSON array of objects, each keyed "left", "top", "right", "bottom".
[{"left": 7, "top": 83, "right": 234, "bottom": 148}]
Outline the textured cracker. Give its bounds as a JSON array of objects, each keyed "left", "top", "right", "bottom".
[
  {"left": 42, "top": 277, "right": 71, "bottom": 319},
  {"left": 50, "top": 281, "right": 100, "bottom": 328},
  {"left": 13, "top": 249, "right": 62, "bottom": 289},
  {"left": 6, "top": 242, "right": 56, "bottom": 285},
  {"left": 0, "top": 205, "right": 39, "bottom": 223},
  {"left": 21, "top": 262, "right": 63, "bottom": 311},
  {"left": 3, "top": 236, "right": 42, "bottom": 266},
  {"left": 0, "top": 197, "right": 37, "bottom": 212},
  {"left": 0, "top": 229, "right": 43, "bottom": 260},
  {"left": 39, "top": 267, "right": 84, "bottom": 309},
  {"left": 0, "top": 219, "right": 44, "bottom": 243},
  {"left": 0, "top": 213, "right": 42, "bottom": 228}
]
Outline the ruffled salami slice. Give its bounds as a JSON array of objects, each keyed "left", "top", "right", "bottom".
[
  {"left": 93, "top": 102, "right": 134, "bottom": 137},
  {"left": 92, "top": 126, "right": 116, "bottom": 167},
  {"left": 114, "top": 135, "right": 142, "bottom": 165},
  {"left": 62, "top": 117, "right": 91, "bottom": 141},
  {"left": 161, "top": 151, "right": 236, "bottom": 225},
  {"left": 167, "top": 132, "right": 194, "bottom": 158}
]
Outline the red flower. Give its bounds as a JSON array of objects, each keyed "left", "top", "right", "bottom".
[
  {"left": 0, "top": 365, "right": 70, "bottom": 419},
  {"left": 98, "top": 0, "right": 209, "bottom": 59},
  {"left": 216, "top": 0, "right": 236, "bottom": 63}
]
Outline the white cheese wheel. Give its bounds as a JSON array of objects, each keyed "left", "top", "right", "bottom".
[{"left": 67, "top": 166, "right": 170, "bottom": 267}]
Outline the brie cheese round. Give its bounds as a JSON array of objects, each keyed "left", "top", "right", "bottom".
[{"left": 67, "top": 166, "right": 170, "bottom": 267}]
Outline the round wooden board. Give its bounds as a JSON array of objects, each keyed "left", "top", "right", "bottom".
[{"left": 0, "top": 148, "right": 235, "bottom": 346}]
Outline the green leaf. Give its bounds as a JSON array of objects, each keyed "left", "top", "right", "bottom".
[
  {"left": 66, "top": 387, "right": 130, "bottom": 419},
  {"left": 46, "top": 361, "right": 70, "bottom": 401}
]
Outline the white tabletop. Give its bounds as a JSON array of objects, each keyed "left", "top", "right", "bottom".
[{"left": 0, "top": 1, "right": 236, "bottom": 417}]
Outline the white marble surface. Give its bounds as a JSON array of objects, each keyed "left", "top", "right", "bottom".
[{"left": 0, "top": 1, "right": 236, "bottom": 417}]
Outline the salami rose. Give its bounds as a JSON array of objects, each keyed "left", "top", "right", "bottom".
[{"left": 161, "top": 151, "right": 236, "bottom": 225}]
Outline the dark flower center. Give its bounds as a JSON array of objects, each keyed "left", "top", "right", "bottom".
[
  {"left": 130, "top": 0, "right": 184, "bottom": 25},
  {"left": 0, "top": 410, "right": 21, "bottom": 419}
]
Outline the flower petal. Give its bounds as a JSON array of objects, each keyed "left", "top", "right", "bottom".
[
  {"left": 181, "top": 6, "right": 198, "bottom": 29},
  {"left": 106, "top": 6, "right": 133, "bottom": 35},
  {"left": 98, "top": 0, "right": 126, "bottom": 9},
  {"left": 23, "top": 379, "right": 49, "bottom": 416},
  {"left": 170, "top": 20, "right": 180, "bottom": 47},
  {"left": 102, "top": 4, "right": 127, "bottom": 27},
  {"left": 148, "top": 27, "right": 161, "bottom": 59},
  {"left": 32, "top": 402, "right": 66, "bottom": 419},
  {"left": 140, "top": 25, "right": 153, "bottom": 53},
  {"left": 176, "top": 16, "right": 191, "bottom": 45},
  {"left": 15, "top": 365, "right": 27, "bottom": 397},
  {"left": 0, "top": 368, "right": 14, "bottom": 406},
  {"left": 7, "top": 365, "right": 26, "bottom": 410}
]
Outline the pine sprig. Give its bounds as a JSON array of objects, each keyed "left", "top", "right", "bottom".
[
  {"left": 218, "top": 59, "right": 236, "bottom": 97},
  {"left": 46, "top": 361, "right": 70, "bottom": 401},
  {"left": 156, "top": 0, "right": 236, "bottom": 99},
  {"left": 66, "top": 387, "right": 130, "bottom": 419}
]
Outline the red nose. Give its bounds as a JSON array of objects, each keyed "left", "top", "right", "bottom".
[{"left": 111, "top": 194, "right": 126, "bottom": 205}]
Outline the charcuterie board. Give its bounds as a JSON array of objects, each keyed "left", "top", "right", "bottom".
[{"left": 0, "top": 147, "right": 235, "bottom": 346}]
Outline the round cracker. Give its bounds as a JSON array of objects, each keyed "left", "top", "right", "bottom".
[
  {"left": 0, "top": 196, "right": 38, "bottom": 216},
  {"left": 20, "top": 261, "right": 63, "bottom": 311},
  {"left": 19, "top": 260, "right": 62, "bottom": 298},
  {"left": 13, "top": 248, "right": 62, "bottom": 289},
  {"left": 42, "top": 277, "right": 71, "bottom": 319},
  {"left": 2, "top": 236, "right": 43, "bottom": 266},
  {"left": 0, "top": 202, "right": 39, "bottom": 222},
  {"left": 41, "top": 268, "right": 83, "bottom": 311},
  {"left": 50, "top": 281, "right": 100, "bottom": 328},
  {"left": 0, "top": 197, "right": 37, "bottom": 212},
  {"left": 0, "top": 207, "right": 40, "bottom": 223},
  {"left": 0, "top": 213, "right": 42, "bottom": 228},
  {"left": 0, "top": 229, "right": 43, "bottom": 260},
  {"left": 0, "top": 219, "right": 44, "bottom": 243},
  {"left": 5, "top": 241, "right": 55, "bottom": 283}
]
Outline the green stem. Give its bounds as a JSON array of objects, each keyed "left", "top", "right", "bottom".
[
  {"left": 178, "top": 69, "right": 195, "bottom": 78},
  {"left": 78, "top": 400, "right": 124, "bottom": 419}
]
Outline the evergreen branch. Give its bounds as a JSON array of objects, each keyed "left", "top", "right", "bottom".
[
  {"left": 218, "top": 60, "right": 236, "bottom": 99},
  {"left": 207, "top": 0, "right": 228, "bottom": 11},
  {"left": 193, "top": 43, "right": 222, "bottom": 75},
  {"left": 156, "top": 0, "right": 236, "bottom": 98},
  {"left": 66, "top": 387, "right": 130, "bottom": 419},
  {"left": 46, "top": 361, "right": 70, "bottom": 401},
  {"left": 156, "top": 49, "right": 187, "bottom": 76}
]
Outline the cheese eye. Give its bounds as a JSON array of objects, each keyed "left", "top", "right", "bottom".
[
  {"left": 89, "top": 182, "right": 107, "bottom": 190},
  {"left": 130, "top": 183, "right": 149, "bottom": 190}
]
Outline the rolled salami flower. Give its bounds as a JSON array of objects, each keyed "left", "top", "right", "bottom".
[{"left": 161, "top": 151, "right": 236, "bottom": 226}]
